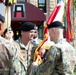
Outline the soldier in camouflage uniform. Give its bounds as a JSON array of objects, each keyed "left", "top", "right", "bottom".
[
  {"left": 0, "top": 14, "right": 27, "bottom": 75},
  {"left": 3, "top": 28, "right": 20, "bottom": 48},
  {"left": 17, "top": 22, "right": 42, "bottom": 75},
  {"left": 32, "top": 21, "right": 76, "bottom": 75}
]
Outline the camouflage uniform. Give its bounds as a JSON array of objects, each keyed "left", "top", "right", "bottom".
[
  {"left": 0, "top": 36, "right": 27, "bottom": 75},
  {"left": 17, "top": 38, "right": 42, "bottom": 75},
  {"left": 33, "top": 39, "right": 76, "bottom": 75}
]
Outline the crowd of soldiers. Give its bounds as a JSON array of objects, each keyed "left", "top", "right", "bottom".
[{"left": 0, "top": 13, "right": 76, "bottom": 75}]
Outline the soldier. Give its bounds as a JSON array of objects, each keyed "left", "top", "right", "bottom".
[
  {"left": 3, "top": 28, "right": 20, "bottom": 48},
  {"left": 0, "top": 14, "right": 27, "bottom": 75},
  {"left": 3, "top": 28, "right": 14, "bottom": 41},
  {"left": 32, "top": 21, "right": 76, "bottom": 75},
  {"left": 17, "top": 22, "right": 42, "bottom": 75}
]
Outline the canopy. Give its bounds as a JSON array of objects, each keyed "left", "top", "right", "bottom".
[{"left": 11, "top": 2, "right": 46, "bottom": 31}]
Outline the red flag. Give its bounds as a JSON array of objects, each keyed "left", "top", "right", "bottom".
[
  {"left": 46, "top": 6, "right": 61, "bottom": 24},
  {"left": 46, "top": 0, "right": 65, "bottom": 24},
  {"left": 66, "top": 0, "right": 71, "bottom": 42}
]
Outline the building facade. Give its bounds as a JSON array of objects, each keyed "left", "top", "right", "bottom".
[{"left": 27, "top": 0, "right": 57, "bottom": 21}]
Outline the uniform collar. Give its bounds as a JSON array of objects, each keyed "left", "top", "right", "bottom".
[{"left": 56, "top": 38, "right": 66, "bottom": 43}]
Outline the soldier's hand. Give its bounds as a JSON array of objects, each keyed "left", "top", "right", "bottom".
[{"left": 32, "top": 61, "right": 38, "bottom": 66}]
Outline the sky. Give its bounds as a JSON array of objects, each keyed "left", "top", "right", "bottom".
[
  {"left": 0, "top": 3, "right": 5, "bottom": 16},
  {"left": 0, "top": 3, "right": 7, "bottom": 28}
]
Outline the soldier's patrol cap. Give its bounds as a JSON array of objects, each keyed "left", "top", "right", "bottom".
[
  {"left": 48, "top": 21, "right": 64, "bottom": 29},
  {"left": 0, "top": 14, "right": 5, "bottom": 23},
  {"left": 21, "top": 22, "right": 38, "bottom": 31}
]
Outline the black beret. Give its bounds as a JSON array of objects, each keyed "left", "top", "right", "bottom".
[
  {"left": 48, "top": 21, "right": 64, "bottom": 29},
  {"left": 21, "top": 22, "right": 38, "bottom": 31},
  {"left": 0, "top": 14, "right": 5, "bottom": 23}
]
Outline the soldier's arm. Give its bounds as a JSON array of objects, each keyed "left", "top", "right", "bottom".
[
  {"left": 30, "top": 46, "right": 59, "bottom": 75},
  {"left": 0, "top": 44, "right": 11, "bottom": 75},
  {"left": 47, "top": 46, "right": 59, "bottom": 73}
]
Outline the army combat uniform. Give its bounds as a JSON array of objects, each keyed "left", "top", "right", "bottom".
[
  {"left": 33, "top": 39, "right": 76, "bottom": 75},
  {"left": 17, "top": 38, "right": 42, "bottom": 75},
  {"left": 0, "top": 36, "right": 27, "bottom": 75}
]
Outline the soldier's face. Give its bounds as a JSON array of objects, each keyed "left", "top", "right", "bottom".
[
  {"left": 21, "top": 29, "right": 38, "bottom": 40},
  {"left": 29, "top": 30, "right": 38, "bottom": 40}
]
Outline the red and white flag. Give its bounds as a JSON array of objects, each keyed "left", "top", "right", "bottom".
[
  {"left": 33, "top": 0, "right": 65, "bottom": 65},
  {"left": 46, "top": 0, "right": 65, "bottom": 25}
]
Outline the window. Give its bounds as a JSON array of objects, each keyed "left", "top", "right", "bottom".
[{"left": 38, "top": 0, "right": 46, "bottom": 13}]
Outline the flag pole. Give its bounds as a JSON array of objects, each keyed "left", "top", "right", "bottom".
[{"left": 4, "top": 0, "right": 17, "bottom": 31}]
